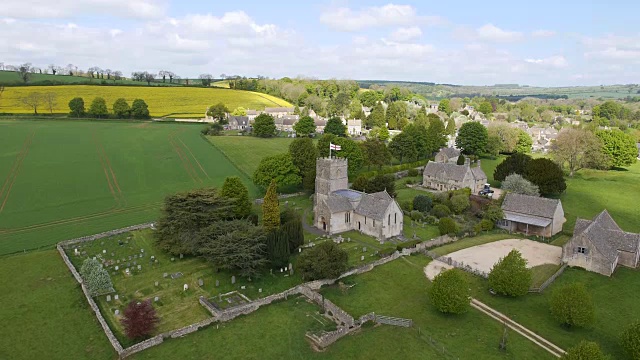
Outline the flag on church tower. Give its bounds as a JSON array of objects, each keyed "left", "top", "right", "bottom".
[{"left": 330, "top": 143, "right": 341, "bottom": 151}]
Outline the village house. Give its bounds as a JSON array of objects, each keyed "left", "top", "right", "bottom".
[
  {"left": 246, "top": 110, "right": 259, "bottom": 122},
  {"left": 497, "top": 193, "right": 565, "bottom": 237},
  {"left": 314, "top": 118, "right": 327, "bottom": 133},
  {"left": 227, "top": 116, "right": 249, "bottom": 130},
  {"left": 422, "top": 158, "right": 487, "bottom": 193},
  {"left": 528, "top": 126, "right": 559, "bottom": 152},
  {"left": 347, "top": 119, "right": 362, "bottom": 136},
  {"left": 562, "top": 210, "right": 640, "bottom": 276},
  {"left": 275, "top": 115, "right": 298, "bottom": 132},
  {"left": 362, "top": 106, "right": 371, "bottom": 117},
  {"left": 264, "top": 107, "right": 295, "bottom": 118},
  {"left": 427, "top": 104, "right": 439, "bottom": 113},
  {"left": 434, "top": 147, "right": 461, "bottom": 164},
  {"left": 314, "top": 158, "right": 403, "bottom": 240}
]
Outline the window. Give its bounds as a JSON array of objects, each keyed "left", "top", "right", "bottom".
[
  {"left": 373, "top": 220, "right": 376, "bottom": 227},
  {"left": 365, "top": 217, "right": 367, "bottom": 224},
  {"left": 388, "top": 214, "right": 391, "bottom": 226},
  {"left": 394, "top": 213, "right": 397, "bottom": 224},
  {"left": 577, "top": 247, "right": 588, "bottom": 254}
]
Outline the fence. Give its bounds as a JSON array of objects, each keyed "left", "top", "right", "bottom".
[
  {"left": 376, "top": 315, "right": 413, "bottom": 328},
  {"left": 423, "top": 250, "right": 489, "bottom": 278},
  {"left": 529, "top": 263, "right": 568, "bottom": 293}
]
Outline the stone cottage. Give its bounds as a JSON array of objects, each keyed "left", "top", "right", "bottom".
[
  {"left": 314, "top": 158, "right": 403, "bottom": 241},
  {"left": 562, "top": 210, "right": 640, "bottom": 276},
  {"left": 422, "top": 159, "right": 487, "bottom": 193},
  {"left": 497, "top": 193, "right": 565, "bottom": 237},
  {"left": 435, "top": 147, "right": 461, "bottom": 164},
  {"left": 264, "top": 107, "right": 295, "bottom": 118},
  {"left": 228, "top": 116, "right": 249, "bottom": 130}
]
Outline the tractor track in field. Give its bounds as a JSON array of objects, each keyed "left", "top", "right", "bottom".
[
  {"left": 168, "top": 131, "right": 203, "bottom": 184},
  {"left": 0, "top": 201, "right": 162, "bottom": 235},
  {"left": 93, "top": 132, "right": 125, "bottom": 207},
  {"left": 178, "top": 137, "right": 211, "bottom": 180},
  {"left": 0, "top": 131, "right": 35, "bottom": 214}
]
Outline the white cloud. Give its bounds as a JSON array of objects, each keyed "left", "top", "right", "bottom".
[
  {"left": 524, "top": 56, "right": 568, "bottom": 68},
  {"left": 0, "top": 0, "right": 167, "bottom": 19},
  {"left": 319, "top": 4, "right": 444, "bottom": 32},
  {"left": 582, "top": 34, "right": 640, "bottom": 62},
  {"left": 476, "top": 24, "right": 523, "bottom": 42},
  {"left": 388, "top": 26, "right": 422, "bottom": 42},
  {"left": 531, "top": 30, "right": 555, "bottom": 38}
]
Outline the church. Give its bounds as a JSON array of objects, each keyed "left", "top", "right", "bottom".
[{"left": 313, "top": 157, "right": 404, "bottom": 241}]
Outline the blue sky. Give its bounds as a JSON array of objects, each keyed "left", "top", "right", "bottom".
[{"left": 0, "top": 0, "right": 638, "bottom": 86}]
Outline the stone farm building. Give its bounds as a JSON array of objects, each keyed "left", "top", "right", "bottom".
[
  {"left": 314, "top": 158, "right": 403, "bottom": 240},
  {"left": 562, "top": 210, "right": 640, "bottom": 276},
  {"left": 422, "top": 158, "right": 487, "bottom": 193},
  {"left": 435, "top": 147, "right": 461, "bottom": 164},
  {"left": 497, "top": 193, "right": 565, "bottom": 237}
]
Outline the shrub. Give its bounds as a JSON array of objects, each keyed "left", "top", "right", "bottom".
[
  {"left": 488, "top": 249, "right": 532, "bottom": 297},
  {"left": 561, "top": 341, "right": 609, "bottom": 360},
  {"left": 621, "top": 320, "right": 640, "bottom": 360},
  {"left": 433, "top": 192, "right": 450, "bottom": 205},
  {"left": 479, "top": 219, "right": 494, "bottom": 231},
  {"left": 438, "top": 217, "right": 458, "bottom": 235},
  {"left": 483, "top": 204, "right": 505, "bottom": 223},
  {"left": 297, "top": 242, "right": 348, "bottom": 280},
  {"left": 502, "top": 174, "right": 540, "bottom": 196},
  {"left": 121, "top": 300, "right": 159, "bottom": 340},
  {"left": 410, "top": 210, "right": 424, "bottom": 222},
  {"left": 413, "top": 195, "right": 433, "bottom": 213},
  {"left": 430, "top": 269, "right": 470, "bottom": 314},
  {"left": 397, "top": 240, "right": 421, "bottom": 251},
  {"left": 407, "top": 168, "right": 419, "bottom": 177},
  {"left": 431, "top": 204, "right": 451, "bottom": 218},
  {"left": 424, "top": 215, "right": 438, "bottom": 225},
  {"left": 400, "top": 200, "right": 413, "bottom": 212},
  {"left": 450, "top": 194, "right": 470, "bottom": 214},
  {"left": 550, "top": 283, "right": 594, "bottom": 328}
]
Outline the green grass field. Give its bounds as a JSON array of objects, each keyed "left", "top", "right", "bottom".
[
  {"left": 208, "top": 136, "right": 295, "bottom": 178},
  {"left": 0, "top": 250, "right": 116, "bottom": 360},
  {"left": 471, "top": 267, "right": 640, "bottom": 359},
  {"left": 0, "top": 85, "right": 292, "bottom": 117},
  {"left": 0, "top": 120, "right": 256, "bottom": 255}
]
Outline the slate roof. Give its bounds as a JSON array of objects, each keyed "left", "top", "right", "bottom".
[
  {"left": 246, "top": 110, "right": 258, "bottom": 115},
  {"left": 314, "top": 118, "right": 327, "bottom": 126},
  {"left": 501, "top": 193, "right": 560, "bottom": 219},
  {"left": 574, "top": 210, "right": 640, "bottom": 262},
  {"left": 228, "top": 116, "right": 248, "bottom": 126},
  {"left": 325, "top": 194, "right": 355, "bottom": 213},
  {"left": 423, "top": 162, "right": 486, "bottom": 182},
  {"left": 355, "top": 190, "right": 393, "bottom": 220},
  {"left": 437, "top": 147, "right": 460, "bottom": 159},
  {"left": 265, "top": 107, "right": 294, "bottom": 113}
]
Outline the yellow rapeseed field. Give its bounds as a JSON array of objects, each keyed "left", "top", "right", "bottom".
[{"left": 0, "top": 85, "right": 292, "bottom": 117}]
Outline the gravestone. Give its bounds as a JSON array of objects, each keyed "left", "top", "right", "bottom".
[
  {"left": 111, "top": 252, "right": 115, "bottom": 257},
  {"left": 361, "top": 255, "right": 365, "bottom": 261},
  {"left": 127, "top": 262, "right": 131, "bottom": 267},
  {"left": 231, "top": 276, "right": 236, "bottom": 284},
  {"left": 171, "top": 257, "right": 175, "bottom": 262},
  {"left": 180, "top": 253, "right": 183, "bottom": 259},
  {"left": 115, "top": 266, "right": 119, "bottom": 271},
  {"left": 154, "top": 296, "right": 159, "bottom": 302},
  {"left": 155, "top": 281, "right": 159, "bottom": 287},
  {"left": 103, "top": 249, "right": 106, "bottom": 254},
  {"left": 114, "top": 295, "right": 119, "bottom": 300},
  {"left": 141, "top": 249, "right": 144, "bottom": 253},
  {"left": 154, "top": 260, "right": 158, "bottom": 264},
  {"left": 241, "top": 285, "right": 246, "bottom": 290},
  {"left": 133, "top": 261, "right": 137, "bottom": 266},
  {"left": 116, "top": 260, "right": 120, "bottom": 264},
  {"left": 125, "top": 268, "right": 130, "bottom": 275},
  {"left": 363, "top": 247, "right": 367, "bottom": 252},
  {"left": 163, "top": 273, "right": 168, "bottom": 278},
  {"left": 284, "top": 266, "right": 288, "bottom": 272},
  {"left": 115, "top": 310, "right": 119, "bottom": 316},
  {"left": 258, "top": 288, "right": 262, "bottom": 293},
  {"left": 280, "top": 268, "right": 283, "bottom": 273},
  {"left": 128, "top": 256, "right": 132, "bottom": 261},
  {"left": 289, "top": 263, "right": 294, "bottom": 275},
  {"left": 74, "top": 248, "right": 79, "bottom": 255},
  {"left": 151, "top": 256, "right": 155, "bottom": 261},
  {"left": 198, "top": 279, "right": 204, "bottom": 287},
  {"left": 81, "top": 251, "right": 86, "bottom": 255},
  {"left": 347, "top": 237, "right": 351, "bottom": 242},
  {"left": 183, "top": 284, "right": 188, "bottom": 291},
  {"left": 133, "top": 255, "right": 137, "bottom": 259},
  {"left": 137, "top": 265, "right": 141, "bottom": 270},
  {"left": 299, "top": 248, "right": 302, "bottom": 253},
  {"left": 215, "top": 280, "right": 219, "bottom": 287},
  {"left": 106, "top": 295, "right": 111, "bottom": 302},
  {"left": 140, "top": 253, "right": 144, "bottom": 258}
]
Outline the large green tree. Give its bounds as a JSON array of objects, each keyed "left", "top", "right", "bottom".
[
  {"left": 293, "top": 115, "right": 316, "bottom": 137},
  {"left": 361, "top": 138, "right": 391, "bottom": 169},
  {"left": 252, "top": 153, "right": 301, "bottom": 188},
  {"left": 426, "top": 118, "right": 447, "bottom": 155},
  {"left": 389, "top": 131, "right": 417, "bottom": 163},
  {"left": 253, "top": 113, "right": 277, "bottom": 138},
  {"left": 478, "top": 101, "right": 493, "bottom": 115},
  {"left": 438, "top": 99, "right": 453, "bottom": 115},
  {"left": 524, "top": 158, "right": 567, "bottom": 195},
  {"left": 551, "top": 128, "right": 608, "bottom": 176},
  {"left": 317, "top": 134, "right": 364, "bottom": 175},
  {"left": 131, "top": 99, "right": 150, "bottom": 119},
  {"left": 297, "top": 241, "right": 348, "bottom": 280},
  {"left": 494, "top": 153, "right": 532, "bottom": 182},
  {"left": 515, "top": 130, "right": 532, "bottom": 153},
  {"left": 207, "top": 102, "right": 229, "bottom": 123},
  {"left": 80, "top": 258, "right": 114, "bottom": 296},
  {"left": 386, "top": 101, "right": 406, "bottom": 129},
  {"left": 112, "top": 98, "right": 130, "bottom": 118},
  {"left": 456, "top": 122, "right": 488, "bottom": 155},
  {"left": 88, "top": 97, "right": 109, "bottom": 118},
  {"left": 561, "top": 341, "right": 609, "bottom": 360},
  {"left": 595, "top": 129, "right": 637, "bottom": 168},
  {"left": 68, "top": 97, "right": 85, "bottom": 117},
  {"left": 488, "top": 249, "right": 531, "bottom": 297},
  {"left": 324, "top": 117, "right": 347, "bottom": 136},
  {"left": 430, "top": 268, "right": 470, "bottom": 314},
  {"left": 289, "top": 138, "right": 319, "bottom": 191},
  {"left": 549, "top": 283, "right": 595, "bottom": 328},
  {"left": 262, "top": 180, "right": 280, "bottom": 232},
  {"left": 220, "top": 176, "right": 252, "bottom": 219},
  {"left": 402, "top": 123, "right": 428, "bottom": 158},
  {"left": 366, "top": 102, "right": 385, "bottom": 128}
]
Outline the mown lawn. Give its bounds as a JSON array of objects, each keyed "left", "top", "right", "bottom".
[
  {"left": 208, "top": 135, "right": 295, "bottom": 179},
  {"left": 0, "top": 120, "right": 254, "bottom": 255},
  {"left": 321, "top": 255, "right": 554, "bottom": 359},
  {"left": 471, "top": 266, "right": 640, "bottom": 359},
  {"left": 0, "top": 250, "right": 115, "bottom": 360},
  {"left": 0, "top": 85, "right": 291, "bottom": 117}
]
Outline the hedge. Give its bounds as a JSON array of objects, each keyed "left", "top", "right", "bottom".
[{"left": 358, "top": 159, "right": 428, "bottom": 179}]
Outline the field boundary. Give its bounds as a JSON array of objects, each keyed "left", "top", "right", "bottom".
[{"left": 0, "top": 130, "right": 35, "bottom": 213}]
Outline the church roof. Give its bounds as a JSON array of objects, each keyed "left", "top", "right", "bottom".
[
  {"left": 355, "top": 191, "right": 393, "bottom": 220},
  {"left": 574, "top": 210, "right": 639, "bottom": 262},
  {"left": 325, "top": 194, "right": 355, "bottom": 213}
]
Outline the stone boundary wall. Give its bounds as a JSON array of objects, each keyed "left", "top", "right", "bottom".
[
  {"left": 530, "top": 263, "right": 568, "bottom": 293},
  {"left": 418, "top": 235, "right": 456, "bottom": 250},
  {"left": 298, "top": 286, "right": 354, "bottom": 328},
  {"left": 58, "top": 223, "right": 154, "bottom": 248},
  {"left": 119, "top": 336, "right": 163, "bottom": 358},
  {"left": 306, "top": 326, "right": 353, "bottom": 348},
  {"left": 57, "top": 244, "right": 124, "bottom": 354},
  {"left": 254, "top": 192, "right": 307, "bottom": 204}
]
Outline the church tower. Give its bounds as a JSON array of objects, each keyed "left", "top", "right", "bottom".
[{"left": 313, "top": 157, "right": 348, "bottom": 231}]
